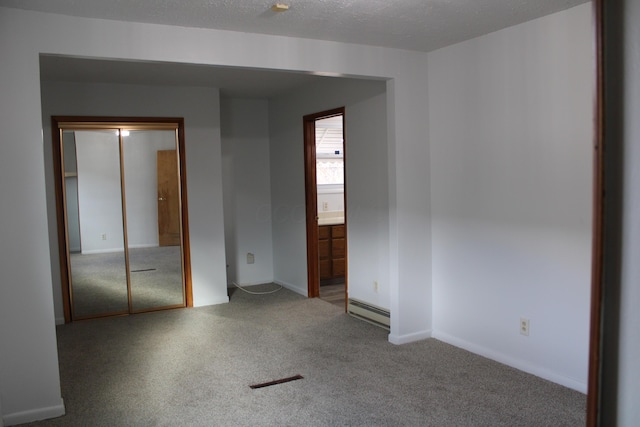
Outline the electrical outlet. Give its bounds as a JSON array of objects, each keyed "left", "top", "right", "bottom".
[
  {"left": 101, "top": 233, "right": 107, "bottom": 240},
  {"left": 373, "top": 280, "right": 379, "bottom": 293},
  {"left": 322, "top": 201, "right": 329, "bottom": 211},
  {"left": 247, "top": 253, "right": 255, "bottom": 264},
  {"left": 520, "top": 318, "right": 530, "bottom": 336}
]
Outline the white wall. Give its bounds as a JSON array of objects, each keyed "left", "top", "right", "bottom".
[
  {"left": 75, "top": 131, "right": 125, "bottom": 254},
  {"left": 428, "top": 3, "right": 593, "bottom": 392},
  {"left": 317, "top": 188, "right": 344, "bottom": 213},
  {"left": 41, "top": 81, "right": 230, "bottom": 324},
  {"left": 601, "top": 0, "right": 640, "bottom": 424},
  {"left": 269, "top": 78, "right": 392, "bottom": 309},
  {"left": 123, "top": 130, "right": 178, "bottom": 248},
  {"left": 74, "top": 129, "right": 178, "bottom": 253},
  {"left": 220, "top": 97, "right": 274, "bottom": 286},
  {"left": 0, "top": 4, "right": 600, "bottom": 425},
  {"left": 62, "top": 133, "right": 81, "bottom": 252},
  {"left": 0, "top": 14, "right": 66, "bottom": 427},
  {"left": 0, "top": 5, "right": 429, "bottom": 423}
]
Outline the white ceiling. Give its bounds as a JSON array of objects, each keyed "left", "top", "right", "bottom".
[
  {"left": 1, "top": 0, "right": 588, "bottom": 52},
  {"left": 12, "top": 0, "right": 589, "bottom": 98}
]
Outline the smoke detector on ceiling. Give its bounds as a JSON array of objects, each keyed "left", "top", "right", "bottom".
[{"left": 271, "top": 3, "right": 290, "bottom": 12}]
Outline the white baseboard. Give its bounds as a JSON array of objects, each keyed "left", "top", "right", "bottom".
[
  {"left": 432, "top": 330, "right": 587, "bottom": 393},
  {"left": 192, "top": 295, "right": 229, "bottom": 307},
  {"left": 3, "top": 400, "right": 65, "bottom": 426},
  {"left": 81, "top": 244, "right": 159, "bottom": 255},
  {"left": 80, "top": 248, "right": 124, "bottom": 255},
  {"left": 227, "top": 280, "right": 276, "bottom": 288},
  {"left": 128, "top": 243, "right": 159, "bottom": 249},
  {"left": 389, "top": 329, "right": 432, "bottom": 345},
  {"left": 273, "top": 280, "right": 307, "bottom": 297}
]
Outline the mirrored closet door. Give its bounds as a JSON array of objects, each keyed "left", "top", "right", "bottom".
[{"left": 53, "top": 118, "right": 192, "bottom": 322}]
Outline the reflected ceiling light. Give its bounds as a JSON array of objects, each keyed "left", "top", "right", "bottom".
[
  {"left": 115, "top": 130, "right": 130, "bottom": 137},
  {"left": 271, "top": 3, "right": 289, "bottom": 12}
]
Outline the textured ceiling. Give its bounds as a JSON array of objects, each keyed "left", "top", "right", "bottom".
[
  {"left": 1, "top": 0, "right": 589, "bottom": 52},
  {"left": 19, "top": 0, "right": 589, "bottom": 98}
]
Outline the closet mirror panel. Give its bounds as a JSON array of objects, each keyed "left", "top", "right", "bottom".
[
  {"left": 54, "top": 118, "right": 190, "bottom": 322},
  {"left": 66, "top": 130, "right": 129, "bottom": 318},
  {"left": 122, "top": 130, "right": 185, "bottom": 311}
]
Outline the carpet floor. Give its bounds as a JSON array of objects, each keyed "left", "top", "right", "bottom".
[
  {"left": 21, "top": 284, "right": 586, "bottom": 426},
  {"left": 69, "top": 246, "right": 184, "bottom": 318}
]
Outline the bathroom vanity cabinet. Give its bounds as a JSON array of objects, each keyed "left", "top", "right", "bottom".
[{"left": 319, "top": 224, "right": 345, "bottom": 282}]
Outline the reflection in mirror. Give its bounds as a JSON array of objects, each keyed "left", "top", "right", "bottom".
[
  {"left": 54, "top": 118, "right": 190, "bottom": 322},
  {"left": 66, "top": 130, "right": 129, "bottom": 318},
  {"left": 123, "top": 130, "right": 184, "bottom": 311}
]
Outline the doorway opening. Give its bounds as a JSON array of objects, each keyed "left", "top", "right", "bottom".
[
  {"left": 52, "top": 117, "right": 193, "bottom": 322},
  {"left": 304, "top": 108, "right": 347, "bottom": 309}
]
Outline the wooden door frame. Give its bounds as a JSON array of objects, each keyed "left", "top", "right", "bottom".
[
  {"left": 304, "top": 107, "right": 347, "bottom": 303},
  {"left": 52, "top": 116, "right": 193, "bottom": 322},
  {"left": 587, "top": 0, "right": 604, "bottom": 425}
]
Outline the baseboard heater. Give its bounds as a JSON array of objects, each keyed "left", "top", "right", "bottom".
[{"left": 347, "top": 298, "right": 390, "bottom": 330}]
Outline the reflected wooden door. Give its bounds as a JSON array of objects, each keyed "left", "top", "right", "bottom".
[{"left": 157, "top": 150, "right": 181, "bottom": 246}]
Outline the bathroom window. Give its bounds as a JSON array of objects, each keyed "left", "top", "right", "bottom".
[{"left": 316, "top": 158, "right": 344, "bottom": 185}]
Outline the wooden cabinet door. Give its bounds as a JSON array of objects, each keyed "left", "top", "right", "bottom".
[
  {"left": 331, "top": 237, "right": 345, "bottom": 259},
  {"left": 318, "top": 226, "right": 332, "bottom": 279}
]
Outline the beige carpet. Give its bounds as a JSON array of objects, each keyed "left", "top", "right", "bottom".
[
  {"left": 21, "top": 284, "right": 586, "bottom": 426},
  {"left": 69, "top": 246, "right": 184, "bottom": 318}
]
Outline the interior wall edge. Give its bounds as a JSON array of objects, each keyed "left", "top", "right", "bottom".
[{"left": 388, "top": 329, "right": 432, "bottom": 346}]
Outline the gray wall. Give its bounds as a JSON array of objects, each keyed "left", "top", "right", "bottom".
[
  {"left": 221, "top": 97, "right": 274, "bottom": 286},
  {"left": 62, "top": 133, "right": 81, "bottom": 252}
]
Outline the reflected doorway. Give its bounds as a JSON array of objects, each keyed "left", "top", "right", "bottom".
[{"left": 52, "top": 117, "right": 192, "bottom": 322}]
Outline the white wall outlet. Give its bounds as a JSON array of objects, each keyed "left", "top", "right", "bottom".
[
  {"left": 520, "top": 317, "right": 530, "bottom": 336},
  {"left": 247, "top": 253, "right": 255, "bottom": 264},
  {"left": 101, "top": 233, "right": 107, "bottom": 240},
  {"left": 322, "top": 201, "right": 329, "bottom": 211},
  {"left": 373, "top": 280, "right": 379, "bottom": 293}
]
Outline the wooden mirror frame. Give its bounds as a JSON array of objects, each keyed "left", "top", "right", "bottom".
[{"left": 51, "top": 116, "right": 193, "bottom": 322}]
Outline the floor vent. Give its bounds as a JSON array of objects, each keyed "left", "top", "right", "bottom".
[
  {"left": 347, "top": 298, "right": 390, "bottom": 330},
  {"left": 250, "top": 374, "right": 303, "bottom": 389}
]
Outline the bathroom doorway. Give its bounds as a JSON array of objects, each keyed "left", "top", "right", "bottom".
[{"left": 304, "top": 108, "right": 347, "bottom": 309}]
